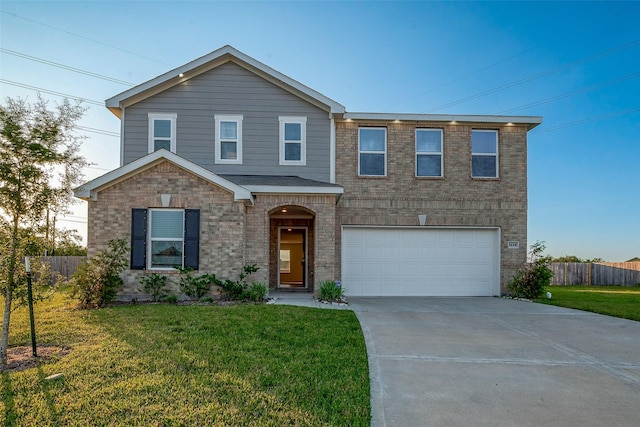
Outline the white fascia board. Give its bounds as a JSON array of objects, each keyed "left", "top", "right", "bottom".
[
  {"left": 106, "top": 45, "right": 345, "bottom": 116},
  {"left": 74, "top": 149, "right": 253, "bottom": 203},
  {"left": 343, "top": 112, "right": 543, "bottom": 130},
  {"left": 242, "top": 185, "right": 344, "bottom": 195}
]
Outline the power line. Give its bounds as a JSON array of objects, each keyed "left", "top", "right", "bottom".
[
  {"left": 0, "top": 48, "right": 135, "bottom": 86},
  {"left": 77, "top": 126, "right": 119, "bottom": 137},
  {"left": 385, "top": 47, "right": 536, "bottom": 110},
  {"left": 496, "top": 70, "right": 640, "bottom": 114},
  {"left": 530, "top": 106, "right": 640, "bottom": 135},
  {"left": 0, "top": 79, "right": 103, "bottom": 106},
  {"left": 1, "top": 80, "right": 120, "bottom": 137},
  {"left": 1, "top": 10, "right": 173, "bottom": 67},
  {"left": 423, "top": 38, "right": 640, "bottom": 113}
]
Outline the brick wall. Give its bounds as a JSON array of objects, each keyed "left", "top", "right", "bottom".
[
  {"left": 245, "top": 194, "right": 337, "bottom": 293},
  {"left": 87, "top": 161, "right": 247, "bottom": 300},
  {"left": 335, "top": 120, "right": 529, "bottom": 293}
]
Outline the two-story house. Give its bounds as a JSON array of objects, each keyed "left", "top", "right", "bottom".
[{"left": 75, "top": 45, "right": 541, "bottom": 300}]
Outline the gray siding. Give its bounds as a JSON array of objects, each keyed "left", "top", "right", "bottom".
[{"left": 122, "top": 62, "right": 331, "bottom": 182}]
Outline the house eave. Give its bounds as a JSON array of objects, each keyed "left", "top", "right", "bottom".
[
  {"left": 105, "top": 45, "right": 345, "bottom": 117},
  {"left": 74, "top": 150, "right": 254, "bottom": 204},
  {"left": 341, "top": 112, "right": 543, "bottom": 130},
  {"left": 243, "top": 185, "right": 344, "bottom": 195}
]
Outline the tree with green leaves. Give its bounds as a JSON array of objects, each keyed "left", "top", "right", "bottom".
[{"left": 0, "top": 95, "right": 88, "bottom": 370}]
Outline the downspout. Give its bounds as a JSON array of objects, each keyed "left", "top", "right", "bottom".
[
  {"left": 330, "top": 113, "right": 336, "bottom": 184},
  {"left": 119, "top": 106, "right": 125, "bottom": 167}
]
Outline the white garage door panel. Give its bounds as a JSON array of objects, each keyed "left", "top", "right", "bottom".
[{"left": 342, "top": 227, "right": 499, "bottom": 296}]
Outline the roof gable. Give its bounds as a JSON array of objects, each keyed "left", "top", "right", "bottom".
[
  {"left": 106, "top": 45, "right": 345, "bottom": 117},
  {"left": 74, "top": 149, "right": 253, "bottom": 203}
]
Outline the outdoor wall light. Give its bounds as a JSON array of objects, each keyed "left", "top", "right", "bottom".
[
  {"left": 281, "top": 208, "right": 287, "bottom": 213},
  {"left": 418, "top": 214, "right": 427, "bottom": 226}
]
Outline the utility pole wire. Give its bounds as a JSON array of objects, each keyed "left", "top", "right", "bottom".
[
  {"left": 1, "top": 10, "right": 174, "bottom": 67},
  {"left": 423, "top": 38, "right": 640, "bottom": 113},
  {"left": 0, "top": 79, "right": 103, "bottom": 106},
  {"left": 0, "top": 48, "right": 135, "bottom": 86},
  {"left": 496, "top": 70, "right": 640, "bottom": 114},
  {"left": 530, "top": 106, "right": 640, "bottom": 135}
]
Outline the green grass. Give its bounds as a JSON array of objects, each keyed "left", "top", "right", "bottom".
[
  {"left": 537, "top": 285, "right": 640, "bottom": 321},
  {"left": 1, "top": 290, "right": 370, "bottom": 426}
]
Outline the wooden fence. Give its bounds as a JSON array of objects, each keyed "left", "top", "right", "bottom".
[
  {"left": 550, "top": 262, "right": 640, "bottom": 286},
  {"left": 39, "top": 256, "right": 87, "bottom": 280}
]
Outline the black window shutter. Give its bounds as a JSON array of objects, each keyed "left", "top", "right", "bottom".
[
  {"left": 131, "top": 208, "right": 147, "bottom": 270},
  {"left": 184, "top": 209, "right": 200, "bottom": 270}
]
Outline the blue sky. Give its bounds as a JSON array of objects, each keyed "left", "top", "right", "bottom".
[{"left": 1, "top": 1, "right": 639, "bottom": 261}]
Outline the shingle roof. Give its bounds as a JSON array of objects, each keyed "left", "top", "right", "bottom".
[{"left": 221, "top": 175, "right": 341, "bottom": 187}]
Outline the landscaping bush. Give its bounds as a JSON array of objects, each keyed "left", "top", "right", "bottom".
[
  {"left": 162, "top": 294, "right": 179, "bottom": 304},
  {"left": 318, "top": 280, "right": 345, "bottom": 302},
  {"left": 139, "top": 273, "right": 169, "bottom": 302},
  {"left": 218, "top": 264, "right": 261, "bottom": 301},
  {"left": 245, "top": 281, "right": 269, "bottom": 302},
  {"left": 176, "top": 267, "right": 221, "bottom": 300},
  {"left": 70, "top": 239, "right": 128, "bottom": 308},
  {"left": 508, "top": 241, "right": 553, "bottom": 299}
]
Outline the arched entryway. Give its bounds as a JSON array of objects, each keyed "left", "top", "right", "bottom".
[{"left": 269, "top": 205, "right": 315, "bottom": 291}]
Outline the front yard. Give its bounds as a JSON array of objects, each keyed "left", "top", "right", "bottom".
[
  {"left": 537, "top": 285, "right": 640, "bottom": 321},
  {"left": 1, "top": 291, "right": 370, "bottom": 426}
]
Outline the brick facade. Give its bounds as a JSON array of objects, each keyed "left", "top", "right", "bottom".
[
  {"left": 87, "top": 160, "right": 339, "bottom": 300},
  {"left": 334, "top": 120, "right": 528, "bottom": 293},
  {"left": 87, "top": 161, "right": 247, "bottom": 300}
]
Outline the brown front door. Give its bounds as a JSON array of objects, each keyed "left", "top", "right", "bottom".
[{"left": 279, "top": 227, "right": 306, "bottom": 288}]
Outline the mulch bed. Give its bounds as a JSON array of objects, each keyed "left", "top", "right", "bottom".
[{"left": 4, "top": 345, "right": 71, "bottom": 373}]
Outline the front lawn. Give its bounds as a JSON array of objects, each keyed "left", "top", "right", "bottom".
[
  {"left": 1, "top": 291, "right": 370, "bottom": 426},
  {"left": 537, "top": 285, "right": 640, "bottom": 321}
]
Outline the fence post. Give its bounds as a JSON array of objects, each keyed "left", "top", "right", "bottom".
[
  {"left": 588, "top": 263, "right": 592, "bottom": 286},
  {"left": 564, "top": 263, "right": 568, "bottom": 286}
]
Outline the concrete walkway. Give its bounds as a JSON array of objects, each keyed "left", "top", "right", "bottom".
[
  {"left": 348, "top": 297, "right": 640, "bottom": 427},
  {"left": 267, "top": 290, "right": 350, "bottom": 310}
]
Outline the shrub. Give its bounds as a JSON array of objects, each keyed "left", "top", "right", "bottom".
[
  {"left": 318, "top": 280, "right": 345, "bottom": 302},
  {"left": 218, "top": 264, "right": 260, "bottom": 301},
  {"left": 140, "top": 273, "right": 169, "bottom": 302},
  {"left": 508, "top": 241, "right": 554, "bottom": 299},
  {"left": 245, "top": 281, "right": 268, "bottom": 302},
  {"left": 70, "top": 239, "right": 129, "bottom": 309},
  {"left": 176, "top": 267, "right": 221, "bottom": 300},
  {"left": 162, "top": 294, "right": 179, "bottom": 304}
]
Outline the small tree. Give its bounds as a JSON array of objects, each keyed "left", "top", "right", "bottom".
[
  {"left": 1, "top": 96, "right": 87, "bottom": 369},
  {"left": 508, "top": 241, "right": 553, "bottom": 299}
]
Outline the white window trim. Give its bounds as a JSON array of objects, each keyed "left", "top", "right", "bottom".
[
  {"left": 279, "top": 116, "right": 307, "bottom": 165},
  {"left": 415, "top": 128, "right": 444, "bottom": 178},
  {"left": 147, "top": 208, "right": 185, "bottom": 270},
  {"left": 148, "top": 113, "right": 177, "bottom": 154},
  {"left": 358, "top": 127, "right": 387, "bottom": 177},
  {"left": 214, "top": 114, "right": 243, "bottom": 164},
  {"left": 471, "top": 129, "right": 499, "bottom": 178}
]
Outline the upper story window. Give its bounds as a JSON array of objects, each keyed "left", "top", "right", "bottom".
[
  {"left": 471, "top": 130, "right": 499, "bottom": 178},
  {"left": 359, "top": 127, "right": 386, "bottom": 176},
  {"left": 279, "top": 116, "right": 307, "bottom": 165},
  {"left": 416, "top": 129, "right": 443, "bottom": 177},
  {"left": 148, "top": 113, "right": 177, "bottom": 153},
  {"left": 215, "top": 115, "right": 243, "bottom": 164}
]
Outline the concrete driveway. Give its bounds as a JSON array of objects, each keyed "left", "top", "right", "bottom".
[{"left": 348, "top": 297, "right": 640, "bottom": 427}]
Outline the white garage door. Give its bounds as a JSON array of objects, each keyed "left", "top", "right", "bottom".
[{"left": 342, "top": 227, "right": 499, "bottom": 296}]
